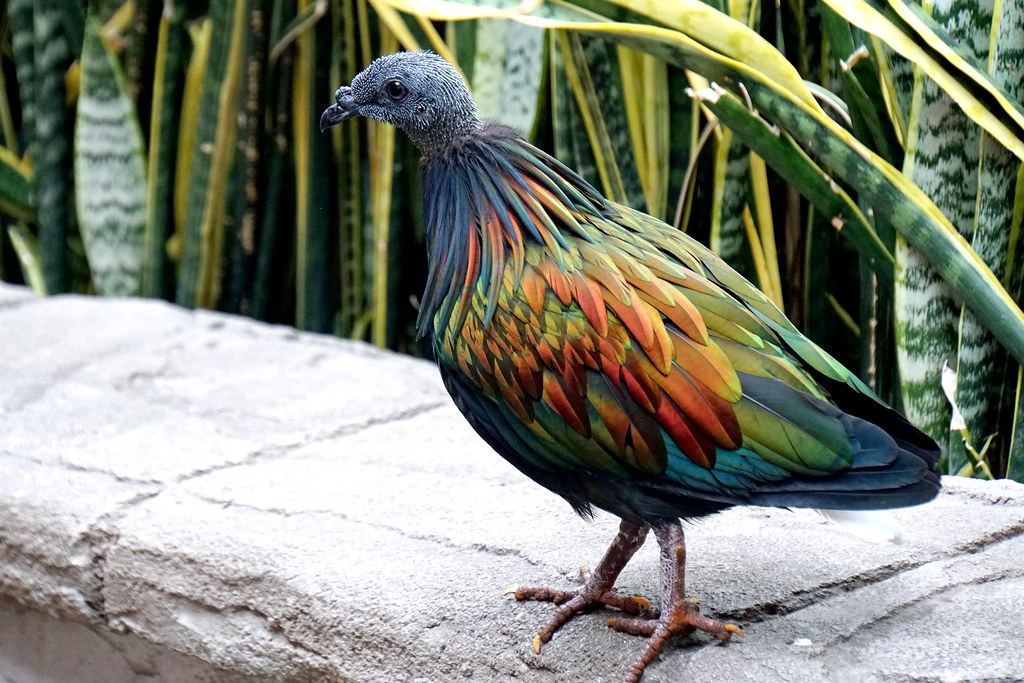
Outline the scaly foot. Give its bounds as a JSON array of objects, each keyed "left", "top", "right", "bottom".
[
  {"left": 504, "top": 562, "right": 652, "bottom": 652},
  {"left": 607, "top": 519, "right": 743, "bottom": 682},
  {"left": 504, "top": 519, "right": 650, "bottom": 652},
  {"left": 505, "top": 518, "right": 742, "bottom": 682},
  {"left": 607, "top": 598, "right": 743, "bottom": 683}
]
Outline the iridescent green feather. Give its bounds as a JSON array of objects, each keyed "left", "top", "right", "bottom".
[{"left": 424, "top": 122, "right": 889, "bottom": 496}]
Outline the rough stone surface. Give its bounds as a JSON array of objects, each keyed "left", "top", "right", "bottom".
[{"left": 2, "top": 282, "right": 1023, "bottom": 683}]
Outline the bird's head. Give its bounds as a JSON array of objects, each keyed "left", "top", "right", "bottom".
[{"left": 320, "top": 51, "right": 480, "bottom": 156}]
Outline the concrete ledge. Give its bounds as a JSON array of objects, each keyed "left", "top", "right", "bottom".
[{"left": 2, "top": 282, "right": 1023, "bottom": 682}]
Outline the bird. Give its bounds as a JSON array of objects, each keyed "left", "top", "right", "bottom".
[{"left": 320, "top": 50, "right": 940, "bottom": 682}]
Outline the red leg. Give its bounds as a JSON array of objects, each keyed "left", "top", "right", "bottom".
[
  {"left": 504, "top": 519, "right": 652, "bottom": 652},
  {"left": 607, "top": 519, "right": 743, "bottom": 682}
]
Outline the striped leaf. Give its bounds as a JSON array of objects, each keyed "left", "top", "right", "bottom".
[
  {"left": 986, "top": 0, "right": 1024, "bottom": 477},
  {"left": 618, "top": 47, "right": 669, "bottom": 220},
  {"left": 711, "top": 132, "right": 753, "bottom": 280},
  {"left": 468, "top": 18, "right": 507, "bottom": 123},
  {"left": 895, "top": 0, "right": 994, "bottom": 464},
  {"left": 821, "top": 0, "right": 1024, "bottom": 161},
  {"left": 470, "top": 19, "right": 545, "bottom": 138},
  {"left": 550, "top": 31, "right": 598, "bottom": 189},
  {"left": 329, "top": 0, "right": 366, "bottom": 336},
  {"left": 168, "top": 19, "right": 211, "bottom": 267},
  {"left": 1010, "top": 369, "right": 1024, "bottom": 481},
  {"left": 293, "top": 0, "right": 335, "bottom": 332},
  {"left": 74, "top": 15, "right": 148, "bottom": 297},
  {"left": 558, "top": 30, "right": 643, "bottom": 208},
  {"left": 12, "top": 0, "right": 74, "bottom": 293}
]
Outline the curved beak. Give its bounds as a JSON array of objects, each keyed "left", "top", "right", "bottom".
[{"left": 320, "top": 86, "right": 358, "bottom": 132}]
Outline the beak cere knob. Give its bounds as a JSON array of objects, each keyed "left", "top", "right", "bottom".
[{"left": 320, "top": 86, "right": 358, "bottom": 132}]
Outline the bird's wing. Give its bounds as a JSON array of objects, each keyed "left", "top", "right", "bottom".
[{"left": 429, "top": 135, "right": 934, "bottom": 510}]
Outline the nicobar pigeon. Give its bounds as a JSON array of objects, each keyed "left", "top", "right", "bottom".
[{"left": 320, "top": 51, "right": 940, "bottom": 682}]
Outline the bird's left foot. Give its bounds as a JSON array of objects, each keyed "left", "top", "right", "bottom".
[
  {"left": 503, "top": 520, "right": 651, "bottom": 653},
  {"left": 503, "top": 562, "right": 652, "bottom": 653}
]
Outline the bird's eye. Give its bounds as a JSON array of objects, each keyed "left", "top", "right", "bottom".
[{"left": 385, "top": 80, "right": 408, "bottom": 102}]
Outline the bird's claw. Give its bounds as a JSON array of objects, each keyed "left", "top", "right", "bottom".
[
  {"left": 609, "top": 601, "right": 744, "bottom": 683},
  {"left": 724, "top": 623, "right": 744, "bottom": 638},
  {"left": 509, "top": 577, "right": 653, "bottom": 656}
]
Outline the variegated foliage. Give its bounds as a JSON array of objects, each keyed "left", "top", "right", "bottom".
[{"left": 0, "top": 0, "right": 1022, "bottom": 478}]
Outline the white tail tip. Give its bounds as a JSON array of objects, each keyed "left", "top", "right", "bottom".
[{"left": 814, "top": 509, "right": 905, "bottom": 544}]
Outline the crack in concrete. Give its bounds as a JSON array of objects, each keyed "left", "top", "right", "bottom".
[
  {"left": 224, "top": 602, "right": 335, "bottom": 668},
  {"left": 0, "top": 450, "right": 47, "bottom": 467},
  {"left": 825, "top": 567, "right": 1024, "bottom": 649},
  {"left": 313, "top": 400, "right": 450, "bottom": 442},
  {"left": 185, "top": 490, "right": 553, "bottom": 572},
  {"left": 718, "top": 519, "right": 1024, "bottom": 624},
  {"left": 171, "top": 400, "right": 449, "bottom": 484},
  {"left": 58, "top": 458, "right": 166, "bottom": 487},
  {"left": 78, "top": 489, "right": 165, "bottom": 628}
]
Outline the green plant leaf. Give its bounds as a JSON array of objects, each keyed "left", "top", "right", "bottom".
[
  {"left": 176, "top": 0, "right": 245, "bottom": 309},
  {"left": 820, "top": 0, "right": 1024, "bottom": 161},
  {"left": 0, "top": 146, "right": 34, "bottom": 223},
  {"left": 142, "top": 1, "right": 186, "bottom": 300},
  {"left": 7, "top": 223, "right": 46, "bottom": 294},
  {"left": 75, "top": 15, "right": 147, "bottom": 297}
]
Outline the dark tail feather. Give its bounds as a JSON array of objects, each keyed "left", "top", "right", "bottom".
[
  {"left": 747, "top": 476, "right": 940, "bottom": 510},
  {"left": 817, "top": 373, "right": 942, "bottom": 471},
  {"left": 740, "top": 375, "right": 941, "bottom": 511}
]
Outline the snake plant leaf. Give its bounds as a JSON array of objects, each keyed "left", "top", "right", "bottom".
[
  {"left": 895, "top": 0, "right": 995, "bottom": 463},
  {"left": 142, "top": 1, "right": 186, "bottom": 300},
  {"left": 471, "top": 19, "right": 546, "bottom": 139},
  {"left": 374, "top": 0, "right": 1024, "bottom": 371},
  {"left": 558, "top": 30, "right": 643, "bottom": 208},
  {"left": 293, "top": 0, "right": 335, "bottom": 333},
  {"left": 550, "top": 31, "right": 599, "bottom": 192},
  {"left": 619, "top": 46, "right": 670, "bottom": 220},
  {"left": 176, "top": 0, "right": 246, "bottom": 309},
  {"left": 11, "top": 0, "right": 74, "bottom": 294},
  {"left": 74, "top": 16, "right": 147, "bottom": 297},
  {"left": 1009, "top": 369, "right": 1024, "bottom": 482},
  {"left": 819, "top": 0, "right": 1024, "bottom": 161},
  {"left": 0, "top": 146, "right": 34, "bottom": 224},
  {"left": 605, "top": 0, "right": 819, "bottom": 110},
  {"left": 7, "top": 224, "right": 47, "bottom": 294}
]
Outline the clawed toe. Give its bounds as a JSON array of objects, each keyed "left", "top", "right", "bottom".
[{"left": 505, "top": 519, "right": 742, "bottom": 682}]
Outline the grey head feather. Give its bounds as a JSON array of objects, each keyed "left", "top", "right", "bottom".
[{"left": 323, "top": 51, "right": 480, "bottom": 156}]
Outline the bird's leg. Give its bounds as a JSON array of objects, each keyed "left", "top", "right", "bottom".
[
  {"left": 607, "top": 519, "right": 743, "bottom": 683},
  {"left": 504, "top": 518, "right": 652, "bottom": 653}
]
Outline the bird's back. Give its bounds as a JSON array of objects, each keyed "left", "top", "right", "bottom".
[{"left": 422, "top": 122, "right": 940, "bottom": 523}]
